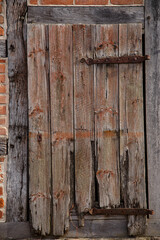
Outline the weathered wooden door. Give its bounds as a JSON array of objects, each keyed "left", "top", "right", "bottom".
[{"left": 28, "top": 23, "right": 146, "bottom": 237}]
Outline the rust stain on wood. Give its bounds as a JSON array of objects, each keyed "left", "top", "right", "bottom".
[
  {"left": 95, "top": 107, "right": 118, "bottom": 116},
  {"left": 96, "top": 170, "right": 115, "bottom": 179},
  {"left": 95, "top": 40, "right": 118, "bottom": 51},
  {"left": 28, "top": 48, "right": 45, "bottom": 57},
  {"left": 29, "top": 104, "right": 43, "bottom": 117},
  {"left": 54, "top": 190, "right": 65, "bottom": 200},
  {"left": 30, "top": 192, "right": 50, "bottom": 202}
]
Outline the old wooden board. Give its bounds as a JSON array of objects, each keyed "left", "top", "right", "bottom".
[
  {"left": 94, "top": 25, "right": 120, "bottom": 208},
  {"left": 0, "top": 137, "right": 8, "bottom": 155},
  {"left": 28, "top": 24, "right": 51, "bottom": 235},
  {"left": 49, "top": 24, "right": 73, "bottom": 236},
  {"left": 145, "top": 0, "right": 160, "bottom": 221},
  {"left": 28, "top": 6, "right": 144, "bottom": 26},
  {"left": 6, "top": 0, "right": 28, "bottom": 222},
  {"left": 0, "top": 40, "right": 7, "bottom": 58},
  {"left": 0, "top": 219, "right": 160, "bottom": 238},
  {"left": 73, "top": 25, "right": 95, "bottom": 224},
  {"left": 119, "top": 24, "right": 146, "bottom": 235}
]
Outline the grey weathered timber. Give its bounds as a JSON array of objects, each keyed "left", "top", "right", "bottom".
[
  {"left": 73, "top": 25, "right": 95, "bottom": 226},
  {"left": 94, "top": 25, "right": 120, "bottom": 208},
  {"left": 145, "top": 0, "right": 160, "bottom": 222},
  {"left": 119, "top": 24, "right": 146, "bottom": 236},
  {"left": 145, "top": 219, "right": 160, "bottom": 236},
  {"left": 49, "top": 24, "right": 73, "bottom": 236},
  {"left": 65, "top": 218, "right": 128, "bottom": 238},
  {"left": 6, "top": 0, "right": 28, "bottom": 222},
  {"left": 0, "top": 137, "right": 8, "bottom": 155},
  {"left": 28, "top": 6, "right": 144, "bottom": 25},
  {"left": 0, "top": 219, "right": 160, "bottom": 239},
  {"left": 0, "top": 222, "right": 31, "bottom": 239},
  {"left": 28, "top": 24, "right": 51, "bottom": 235},
  {"left": 0, "top": 40, "right": 7, "bottom": 58}
]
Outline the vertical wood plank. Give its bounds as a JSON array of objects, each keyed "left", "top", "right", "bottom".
[
  {"left": 28, "top": 24, "right": 51, "bottom": 235},
  {"left": 6, "top": 0, "right": 28, "bottom": 222},
  {"left": 73, "top": 25, "right": 95, "bottom": 219},
  {"left": 94, "top": 25, "right": 120, "bottom": 208},
  {"left": 119, "top": 24, "right": 146, "bottom": 236},
  {"left": 145, "top": 0, "right": 160, "bottom": 221},
  {"left": 49, "top": 24, "right": 73, "bottom": 236}
]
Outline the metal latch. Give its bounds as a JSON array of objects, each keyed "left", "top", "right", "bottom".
[
  {"left": 80, "top": 55, "right": 150, "bottom": 66},
  {"left": 88, "top": 208, "right": 154, "bottom": 216}
]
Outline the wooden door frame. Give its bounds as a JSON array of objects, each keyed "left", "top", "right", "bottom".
[{"left": 1, "top": 0, "right": 160, "bottom": 238}]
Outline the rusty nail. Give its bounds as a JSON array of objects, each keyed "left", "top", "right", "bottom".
[{"left": 37, "top": 133, "right": 42, "bottom": 143}]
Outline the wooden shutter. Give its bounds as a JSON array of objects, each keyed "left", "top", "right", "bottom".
[{"left": 28, "top": 23, "right": 146, "bottom": 236}]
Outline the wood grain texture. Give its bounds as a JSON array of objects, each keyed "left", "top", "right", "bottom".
[
  {"left": 94, "top": 25, "right": 120, "bottom": 208},
  {"left": 119, "top": 24, "right": 146, "bottom": 236},
  {"left": 0, "top": 137, "right": 8, "bottom": 155},
  {"left": 6, "top": 0, "right": 28, "bottom": 222},
  {"left": 49, "top": 25, "right": 73, "bottom": 236},
  {"left": 73, "top": 25, "right": 95, "bottom": 219},
  {"left": 65, "top": 218, "right": 128, "bottom": 238},
  {"left": 0, "top": 40, "right": 7, "bottom": 58},
  {"left": 28, "top": 6, "right": 144, "bottom": 25},
  {"left": 28, "top": 24, "right": 51, "bottom": 235},
  {"left": 145, "top": 0, "right": 160, "bottom": 221}
]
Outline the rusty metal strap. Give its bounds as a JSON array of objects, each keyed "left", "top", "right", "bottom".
[
  {"left": 88, "top": 208, "right": 154, "bottom": 216},
  {"left": 80, "top": 55, "right": 150, "bottom": 65}
]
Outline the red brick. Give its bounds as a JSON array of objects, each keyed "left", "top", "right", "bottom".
[
  {"left": 0, "top": 187, "right": 3, "bottom": 196},
  {"left": 0, "top": 157, "right": 4, "bottom": 162},
  {"left": 0, "top": 175, "right": 3, "bottom": 184},
  {"left": 41, "top": 0, "right": 73, "bottom": 4},
  {"left": 0, "top": 198, "right": 4, "bottom": 208},
  {"left": 0, "top": 15, "right": 4, "bottom": 24},
  {"left": 0, "top": 85, "right": 6, "bottom": 94},
  {"left": 0, "top": 106, "right": 6, "bottom": 115},
  {"left": 0, "top": 75, "right": 5, "bottom": 83},
  {"left": 0, "top": 96, "right": 6, "bottom": 104},
  {"left": 0, "top": 210, "right": 3, "bottom": 219},
  {"left": 0, "top": 60, "right": 6, "bottom": 63},
  {"left": 76, "top": 0, "right": 108, "bottom": 4},
  {"left": 0, "top": 27, "right": 4, "bottom": 36},
  {"left": 0, "top": 127, "right": 6, "bottom": 135},
  {"left": 110, "top": 0, "right": 143, "bottom": 4},
  {"left": 0, "top": 118, "right": 5, "bottom": 125},
  {"left": 29, "top": 0, "right": 38, "bottom": 4},
  {"left": 0, "top": 64, "right": 5, "bottom": 73}
]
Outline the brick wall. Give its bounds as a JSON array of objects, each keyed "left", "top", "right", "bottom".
[
  {"left": 28, "top": 0, "right": 144, "bottom": 5},
  {"left": 0, "top": 0, "right": 7, "bottom": 222},
  {"left": 0, "top": 0, "right": 6, "bottom": 39}
]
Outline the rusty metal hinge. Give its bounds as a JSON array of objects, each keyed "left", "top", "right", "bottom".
[
  {"left": 80, "top": 55, "right": 150, "bottom": 65},
  {"left": 87, "top": 208, "right": 154, "bottom": 216}
]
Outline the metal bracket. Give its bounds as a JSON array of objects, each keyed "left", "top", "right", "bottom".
[
  {"left": 80, "top": 55, "right": 150, "bottom": 65},
  {"left": 87, "top": 208, "right": 154, "bottom": 216}
]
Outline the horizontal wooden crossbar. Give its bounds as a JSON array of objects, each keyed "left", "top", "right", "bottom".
[
  {"left": 88, "top": 208, "right": 154, "bottom": 216},
  {"left": 28, "top": 6, "right": 144, "bottom": 25}
]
